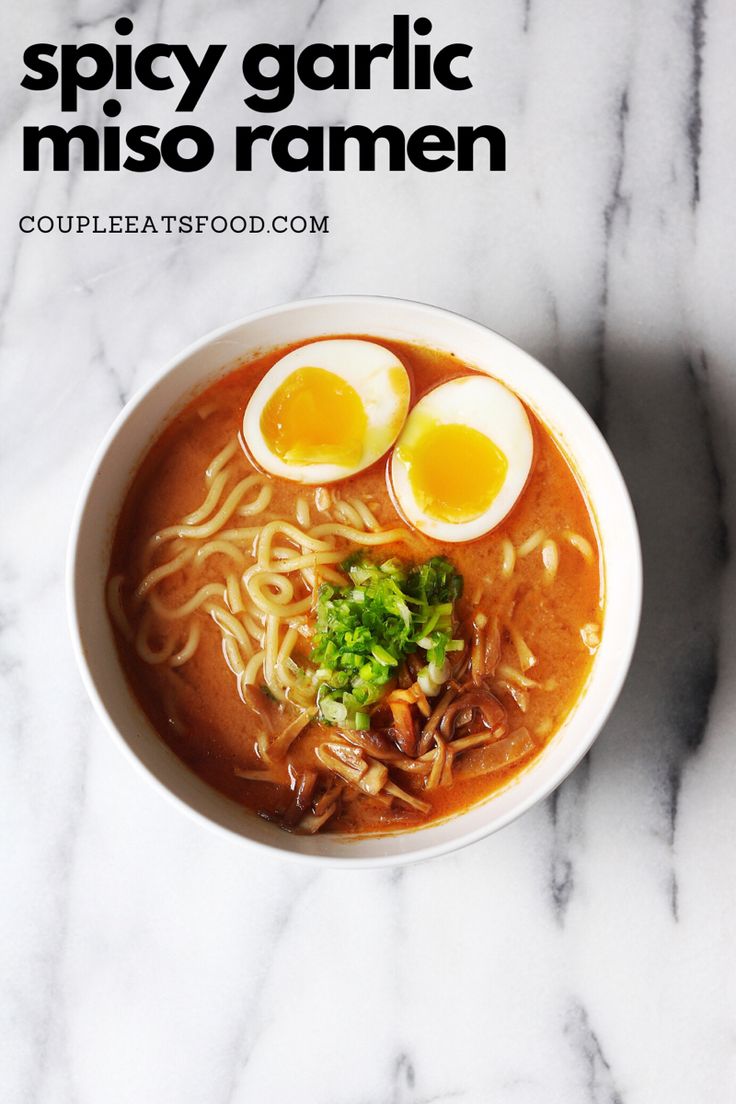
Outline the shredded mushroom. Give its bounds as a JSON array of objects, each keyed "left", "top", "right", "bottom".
[
  {"left": 453, "top": 728, "right": 535, "bottom": 780},
  {"left": 438, "top": 687, "right": 506, "bottom": 741},
  {"left": 508, "top": 625, "right": 536, "bottom": 672},
  {"left": 315, "top": 742, "right": 431, "bottom": 813}
]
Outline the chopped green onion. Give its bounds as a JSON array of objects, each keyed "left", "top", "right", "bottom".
[
  {"left": 311, "top": 553, "right": 464, "bottom": 728},
  {"left": 417, "top": 666, "right": 435, "bottom": 697},
  {"left": 372, "top": 643, "right": 398, "bottom": 667},
  {"left": 320, "top": 697, "right": 348, "bottom": 726}
]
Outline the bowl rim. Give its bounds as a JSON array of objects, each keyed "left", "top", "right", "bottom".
[{"left": 66, "top": 294, "right": 642, "bottom": 867}]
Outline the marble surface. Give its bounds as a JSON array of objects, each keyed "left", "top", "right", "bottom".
[{"left": 2, "top": 0, "right": 735, "bottom": 1101}]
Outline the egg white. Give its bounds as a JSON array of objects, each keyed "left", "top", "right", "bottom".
[
  {"left": 243, "top": 339, "right": 411, "bottom": 484},
  {"left": 390, "top": 375, "right": 534, "bottom": 542}
]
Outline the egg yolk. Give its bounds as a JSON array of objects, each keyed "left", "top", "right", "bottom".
[
  {"left": 260, "top": 366, "right": 367, "bottom": 466},
  {"left": 402, "top": 422, "right": 508, "bottom": 523}
]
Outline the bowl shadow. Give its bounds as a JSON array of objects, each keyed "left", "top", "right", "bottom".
[{"left": 537, "top": 332, "right": 730, "bottom": 826}]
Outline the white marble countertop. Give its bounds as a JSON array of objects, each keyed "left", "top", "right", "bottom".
[{"left": 2, "top": 1, "right": 735, "bottom": 1101}]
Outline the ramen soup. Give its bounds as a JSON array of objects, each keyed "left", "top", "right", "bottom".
[{"left": 108, "top": 337, "right": 602, "bottom": 836}]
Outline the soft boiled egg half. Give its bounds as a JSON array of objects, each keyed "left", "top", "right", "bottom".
[
  {"left": 390, "top": 376, "right": 534, "bottom": 542},
  {"left": 243, "top": 339, "right": 411, "bottom": 483}
]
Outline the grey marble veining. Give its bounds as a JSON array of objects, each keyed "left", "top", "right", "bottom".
[{"left": 1, "top": 1, "right": 735, "bottom": 1102}]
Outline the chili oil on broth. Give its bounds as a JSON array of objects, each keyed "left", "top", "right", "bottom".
[{"left": 108, "top": 337, "right": 602, "bottom": 836}]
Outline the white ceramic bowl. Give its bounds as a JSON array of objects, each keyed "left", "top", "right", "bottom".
[{"left": 68, "top": 297, "right": 641, "bottom": 866}]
